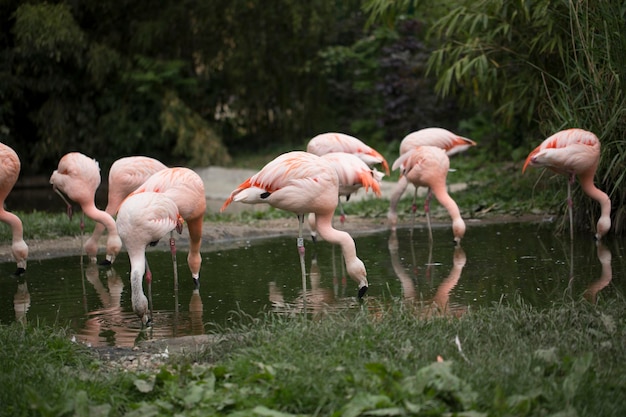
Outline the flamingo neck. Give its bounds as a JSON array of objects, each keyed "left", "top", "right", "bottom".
[
  {"left": 81, "top": 203, "right": 120, "bottom": 238},
  {"left": 314, "top": 212, "right": 368, "bottom": 289},
  {"left": 431, "top": 187, "right": 466, "bottom": 243},
  {"left": 0, "top": 209, "right": 28, "bottom": 269},
  {"left": 315, "top": 213, "right": 356, "bottom": 259},
  {"left": 579, "top": 173, "right": 611, "bottom": 238},
  {"left": 81, "top": 202, "right": 122, "bottom": 261},
  {"left": 0, "top": 209, "right": 24, "bottom": 241}
]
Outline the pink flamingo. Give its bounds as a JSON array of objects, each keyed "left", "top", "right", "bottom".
[
  {"left": 221, "top": 151, "right": 369, "bottom": 298},
  {"left": 399, "top": 127, "right": 477, "bottom": 156},
  {"left": 84, "top": 156, "right": 167, "bottom": 264},
  {"left": 306, "top": 132, "right": 390, "bottom": 175},
  {"left": 308, "top": 152, "right": 383, "bottom": 238},
  {"left": 50, "top": 152, "right": 123, "bottom": 262},
  {"left": 116, "top": 191, "right": 183, "bottom": 325},
  {"left": 0, "top": 143, "right": 28, "bottom": 275},
  {"left": 523, "top": 128, "right": 611, "bottom": 240},
  {"left": 129, "top": 167, "right": 206, "bottom": 287},
  {"left": 389, "top": 146, "right": 466, "bottom": 245},
  {"left": 389, "top": 128, "right": 476, "bottom": 235}
]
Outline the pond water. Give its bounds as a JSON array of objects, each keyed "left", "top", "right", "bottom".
[{"left": 1, "top": 221, "right": 624, "bottom": 347}]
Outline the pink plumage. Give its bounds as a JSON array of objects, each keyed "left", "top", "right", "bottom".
[
  {"left": 130, "top": 167, "right": 206, "bottom": 285},
  {"left": 116, "top": 191, "right": 183, "bottom": 324},
  {"left": 388, "top": 128, "right": 475, "bottom": 242},
  {"left": 399, "top": 127, "right": 477, "bottom": 156},
  {"left": 221, "top": 151, "right": 369, "bottom": 297},
  {"left": 85, "top": 156, "right": 167, "bottom": 263},
  {"left": 320, "top": 152, "right": 383, "bottom": 198},
  {"left": 0, "top": 143, "right": 28, "bottom": 274},
  {"left": 307, "top": 132, "right": 390, "bottom": 175},
  {"left": 391, "top": 146, "right": 466, "bottom": 244},
  {"left": 522, "top": 128, "right": 611, "bottom": 239},
  {"left": 50, "top": 152, "right": 123, "bottom": 263}
]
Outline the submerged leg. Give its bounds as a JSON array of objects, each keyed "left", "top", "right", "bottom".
[
  {"left": 425, "top": 188, "right": 433, "bottom": 244},
  {"left": 297, "top": 214, "right": 307, "bottom": 311},
  {"left": 568, "top": 174, "right": 574, "bottom": 241},
  {"left": 339, "top": 197, "right": 347, "bottom": 224},
  {"left": 170, "top": 232, "right": 179, "bottom": 291},
  {"left": 411, "top": 186, "right": 418, "bottom": 233},
  {"left": 145, "top": 256, "right": 153, "bottom": 326}
]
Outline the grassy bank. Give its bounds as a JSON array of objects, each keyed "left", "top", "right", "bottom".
[{"left": 2, "top": 297, "right": 625, "bottom": 416}]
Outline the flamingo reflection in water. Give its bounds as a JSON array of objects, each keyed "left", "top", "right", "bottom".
[
  {"left": 13, "top": 277, "right": 30, "bottom": 325},
  {"left": 75, "top": 263, "right": 206, "bottom": 347},
  {"left": 582, "top": 242, "right": 613, "bottom": 304},
  {"left": 269, "top": 249, "right": 361, "bottom": 318},
  {"left": 388, "top": 230, "right": 467, "bottom": 317},
  {"left": 77, "top": 264, "right": 137, "bottom": 347}
]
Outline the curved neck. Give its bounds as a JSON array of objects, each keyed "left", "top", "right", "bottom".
[
  {"left": 314, "top": 212, "right": 367, "bottom": 291},
  {"left": 81, "top": 203, "right": 118, "bottom": 237},
  {"left": 579, "top": 174, "right": 610, "bottom": 213},
  {"left": 431, "top": 187, "right": 465, "bottom": 241},
  {"left": 0, "top": 209, "right": 24, "bottom": 242},
  {"left": 579, "top": 173, "right": 611, "bottom": 237},
  {"left": 314, "top": 213, "right": 356, "bottom": 260}
]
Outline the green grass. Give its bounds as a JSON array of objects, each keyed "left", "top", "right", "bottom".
[{"left": 2, "top": 297, "right": 625, "bottom": 416}]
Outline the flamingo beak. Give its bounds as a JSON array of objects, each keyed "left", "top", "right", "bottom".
[{"left": 53, "top": 187, "right": 73, "bottom": 220}]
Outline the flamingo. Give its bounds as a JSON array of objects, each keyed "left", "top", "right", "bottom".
[
  {"left": 129, "top": 167, "right": 206, "bottom": 287},
  {"left": 399, "top": 127, "right": 477, "bottom": 156},
  {"left": 50, "top": 152, "right": 123, "bottom": 262},
  {"left": 306, "top": 132, "right": 390, "bottom": 175},
  {"left": 0, "top": 143, "right": 28, "bottom": 275},
  {"left": 389, "top": 128, "right": 476, "bottom": 237},
  {"left": 522, "top": 128, "right": 611, "bottom": 240},
  {"left": 84, "top": 156, "right": 167, "bottom": 264},
  {"left": 388, "top": 229, "right": 466, "bottom": 318},
  {"left": 388, "top": 146, "right": 466, "bottom": 245},
  {"left": 220, "top": 151, "right": 369, "bottom": 298},
  {"left": 308, "top": 152, "right": 383, "bottom": 239},
  {"left": 583, "top": 242, "right": 612, "bottom": 304},
  {"left": 116, "top": 191, "right": 183, "bottom": 324}
]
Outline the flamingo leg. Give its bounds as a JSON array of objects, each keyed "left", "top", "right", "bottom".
[
  {"left": 331, "top": 244, "right": 338, "bottom": 296},
  {"left": 410, "top": 186, "right": 418, "bottom": 232},
  {"left": 425, "top": 188, "right": 433, "bottom": 244},
  {"left": 145, "top": 256, "right": 153, "bottom": 326},
  {"left": 339, "top": 199, "right": 346, "bottom": 224},
  {"left": 568, "top": 174, "right": 575, "bottom": 241},
  {"left": 297, "top": 214, "right": 307, "bottom": 312},
  {"left": 170, "top": 232, "right": 179, "bottom": 291}
]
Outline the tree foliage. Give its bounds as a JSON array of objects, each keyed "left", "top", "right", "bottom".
[
  {"left": 1, "top": 0, "right": 461, "bottom": 176},
  {"left": 366, "top": 0, "right": 626, "bottom": 235}
]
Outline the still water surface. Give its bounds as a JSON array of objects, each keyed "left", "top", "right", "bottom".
[{"left": 1, "top": 221, "right": 624, "bottom": 347}]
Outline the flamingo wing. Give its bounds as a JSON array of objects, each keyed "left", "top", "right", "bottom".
[{"left": 522, "top": 128, "right": 600, "bottom": 174}]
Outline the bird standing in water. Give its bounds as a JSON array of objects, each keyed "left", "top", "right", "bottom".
[
  {"left": 523, "top": 128, "right": 611, "bottom": 240},
  {"left": 389, "top": 146, "right": 466, "bottom": 245},
  {"left": 50, "top": 152, "right": 122, "bottom": 262},
  {"left": 129, "top": 167, "right": 206, "bottom": 287},
  {"left": 0, "top": 143, "right": 28, "bottom": 275},
  {"left": 389, "top": 128, "right": 476, "bottom": 236},
  {"left": 221, "top": 151, "right": 369, "bottom": 298},
  {"left": 116, "top": 191, "right": 183, "bottom": 325},
  {"left": 84, "top": 156, "right": 167, "bottom": 264}
]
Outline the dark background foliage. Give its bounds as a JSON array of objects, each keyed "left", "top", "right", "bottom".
[{"left": 1, "top": 0, "right": 625, "bottom": 233}]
